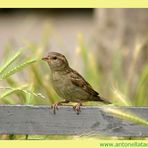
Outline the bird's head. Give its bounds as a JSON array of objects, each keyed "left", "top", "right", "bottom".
[{"left": 42, "top": 52, "right": 69, "bottom": 71}]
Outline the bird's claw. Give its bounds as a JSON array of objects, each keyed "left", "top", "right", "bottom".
[
  {"left": 51, "top": 102, "right": 82, "bottom": 115},
  {"left": 73, "top": 103, "right": 82, "bottom": 115},
  {"left": 51, "top": 103, "right": 61, "bottom": 114}
]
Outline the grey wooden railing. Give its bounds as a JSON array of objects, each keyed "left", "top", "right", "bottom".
[{"left": 0, "top": 105, "right": 148, "bottom": 136}]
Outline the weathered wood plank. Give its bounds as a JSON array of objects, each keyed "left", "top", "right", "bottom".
[{"left": 0, "top": 105, "right": 147, "bottom": 136}]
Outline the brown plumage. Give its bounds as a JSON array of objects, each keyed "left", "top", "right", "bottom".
[{"left": 42, "top": 52, "right": 111, "bottom": 114}]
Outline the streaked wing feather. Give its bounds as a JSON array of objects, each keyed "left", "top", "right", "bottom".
[{"left": 70, "top": 69, "right": 99, "bottom": 97}]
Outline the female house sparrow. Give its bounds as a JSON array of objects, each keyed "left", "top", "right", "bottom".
[{"left": 42, "top": 52, "right": 111, "bottom": 114}]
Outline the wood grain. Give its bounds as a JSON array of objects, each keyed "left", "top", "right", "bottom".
[{"left": 0, "top": 105, "right": 147, "bottom": 136}]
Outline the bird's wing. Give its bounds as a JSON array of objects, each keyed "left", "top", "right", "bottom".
[{"left": 70, "top": 69, "right": 99, "bottom": 97}]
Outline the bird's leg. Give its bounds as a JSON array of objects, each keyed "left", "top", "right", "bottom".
[
  {"left": 73, "top": 102, "right": 82, "bottom": 115},
  {"left": 51, "top": 100, "right": 69, "bottom": 114}
]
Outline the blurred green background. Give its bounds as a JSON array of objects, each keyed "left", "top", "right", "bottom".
[{"left": 0, "top": 8, "right": 148, "bottom": 140}]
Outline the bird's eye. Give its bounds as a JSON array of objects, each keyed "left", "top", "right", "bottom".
[{"left": 53, "top": 56, "right": 57, "bottom": 60}]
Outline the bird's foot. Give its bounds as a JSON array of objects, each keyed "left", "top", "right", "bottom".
[
  {"left": 51, "top": 100, "right": 69, "bottom": 114},
  {"left": 73, "top": 103, "right": 82, "bottom": 115},
  {"left": 51, "top": 102, "right": 62, "bottom": 114}
]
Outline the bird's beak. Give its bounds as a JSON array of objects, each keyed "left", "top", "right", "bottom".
[{"left": 42, "top": 56, "right": 48, "bottom": 61}]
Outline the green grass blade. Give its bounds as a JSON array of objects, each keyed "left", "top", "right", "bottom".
[
  {"left": 135, "top": 64, "right": 148, "bottom": 105},
  {"left": 137, "top": 64, "right": 148, "bottom": 87},
  {"left": 0, "top": 48, "right": 23, "bottom": 75},
  {"left": 112, "top": 87, "right": 132, "bottom": 106},
  {"left": 1, "top": 58, "right": 39, "bottom": 80},
  {"left": 0, "top": 85, "right": 28, "bottom": 99},
  {"left": 104, "top": 108, "right": 148, "bottom": 126},
  {"left": 25, "top": 84, "right": 34, "bottom": 104},
  {"left": 30, "top": 64, "right": 56, "bottom": 104},
  {"left": 0, "top": 87, "right": 46, "bottom": 100},
  {"left": 0, "top": 89, "right": 17, "bottom": 99}
]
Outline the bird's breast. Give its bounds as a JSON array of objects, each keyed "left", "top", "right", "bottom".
[
  {"left": 51, "top": 72, "right": 89, "bottom": 101},
  {"left": 51, "top": 72, "right": 70, "bottom": 98}
]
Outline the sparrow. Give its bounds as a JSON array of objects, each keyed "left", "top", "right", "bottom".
[{"left": 42, "top": 52, "right": 111, "bottom": 114}]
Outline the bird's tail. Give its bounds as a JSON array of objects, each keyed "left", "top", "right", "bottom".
[{"left": 94, "top": 96, "right": 111, "bottom": 104}]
